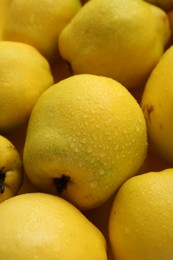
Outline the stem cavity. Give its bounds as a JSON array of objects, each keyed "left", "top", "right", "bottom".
[
  {"left": 53, "top": 175, "right": 70, "bottom": 194},
  {"left": 0, "top": 168, "right": 5, "bottom": 194}
]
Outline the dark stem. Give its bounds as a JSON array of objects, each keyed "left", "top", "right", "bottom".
[
  {"left": 0, "top": 169, "right": 5, "bottom": 194},
  {"left": 53, "top": 175, "right": 70, "bottom": 194}
]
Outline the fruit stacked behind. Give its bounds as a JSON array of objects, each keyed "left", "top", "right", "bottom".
[{"left": 1, "top": 0, "right": 173, "bottom": 259}]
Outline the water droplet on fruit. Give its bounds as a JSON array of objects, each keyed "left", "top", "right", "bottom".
[
  {"left": 69, "top": 142, "right": 75, "bottom": 148},
  {"left": 74, "top": 147, "right": 79, "bottom": 153},
  {"left": 116, "top": 154, "right": 120, "bottom": 160},
  {"left": 124, "top": 227, "right": 130, "bottom": 234},
  {"left": 114, "top": 144, "right": 119, "bottom": 151},
  {"left": 100, "top": 152, "right": 105, "bottom": 158},
  {"left": 87, "top": 147, "right": 92, "bottom": 154},
  {"left": 90, "top": 182, "right": 97, "bottom": 189},
  {"left": 78, "top": 162, "right": 83, "bottom": 168},
  {"left": 136, "top": 126, "right": 140, "bottom": 132},
  {"left": 99, "top": 169, "right": 105, "bottom": 176},
  {"left": 81, "top": 137, "right": 86, "bottom": 144}
]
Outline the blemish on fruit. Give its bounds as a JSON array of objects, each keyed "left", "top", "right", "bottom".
[
  {"left": 0, "top": 167, "right": 6, "bottom": 194},
  {"left": 7, "top": 145, "right": 16, "bottom": 150},
  {"left": 145, "top": 105, "right": 154, "bottom": 121},
  {"left": 53, "top": 175, "right": 71, "bottom": 194},
  {"left": 65, "top": 61, "right": 73, "bottom": 76},
  {"left": 159, "top": 124, "right": 163, "bottom": 130}
]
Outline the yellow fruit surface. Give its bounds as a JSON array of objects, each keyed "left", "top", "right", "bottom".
[
  {"left": 141, "top": 45, "right": 173, "bottom": 164},
  {"left": 0, "top": 135, "right": 22, "bottom": 203},
  {"left": 1, "top": 1, "right": 173, "bottom": 259},
  {"left": 59, "top": 0, "right": 170, "bottom": 89},
  {"left": 0, "top": 192, "right": 107, "bottom": 259},
  {"left": 0, "top": 41, "right": 54, "bottom": 132},
  {"left": 109, "top": 168, "right": 173, "bottom": 260},
  {"left": 3, "top": 0, "right": 81, "bottom": 61},
  {"left": 0, "top": 0, "right": 12, "bottom": 40},
  {"left": 23, "top": 74, "right": 147, "bottom": 209}
]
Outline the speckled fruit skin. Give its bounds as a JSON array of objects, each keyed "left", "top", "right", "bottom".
[
  {"left": 0, "top": 135, "right": 22, "bottom": 203},
  {"left": 141, "top": 46, "right": 173, "bottom": 164},
  {"left": 0, "top": 192, "right": 107, "bottom": 259},
  {"left": 23, "top": 74, "right": 147, "bottom": 210},
  {"left": 0, "top": 41, "right": 54, "bottom": 132},
  {"left": 3, "top": 0, "right": 82, "bottom": 61},
  {"left": 109, "top": 169, "right": 173, "bottom": 260},
  {"left": 58, "top": 0, "right": 170, "bottom": 89}
]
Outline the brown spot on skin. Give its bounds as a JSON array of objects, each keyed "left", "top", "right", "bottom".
[
  {"left": 159, "top": 124, "right": 163, "bottom": 130},
  {"left": 7, "top": 145, "right": 16, "bottom": 150},
  {"left": 145, "top": 105, "right": 154, "bottom": 122}
]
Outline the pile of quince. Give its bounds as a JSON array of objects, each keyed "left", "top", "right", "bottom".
[{"left": 1, "top": 0, "right": 173, "bottom": 259}]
